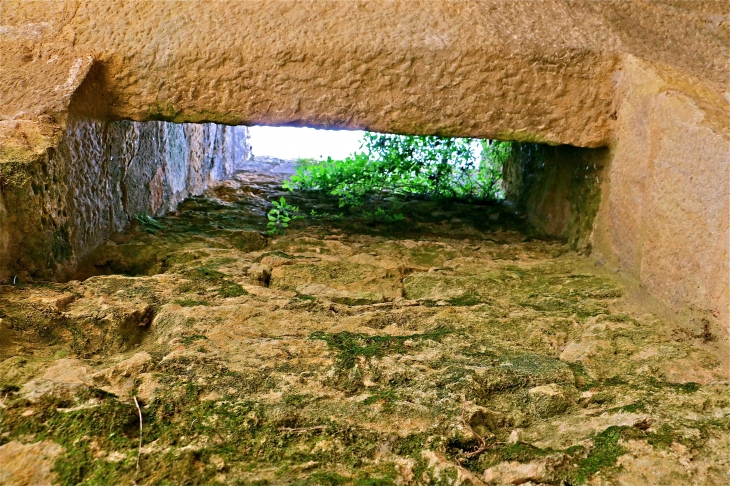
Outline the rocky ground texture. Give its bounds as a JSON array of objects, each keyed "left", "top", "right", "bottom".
[{"left": 1, "top": 162, "right": 729, "bottom": 485}]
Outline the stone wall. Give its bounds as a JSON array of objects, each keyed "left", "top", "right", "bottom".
[
  {"left": 502, "top": 143, "right": 607, "bottom": 252},
  {"left": 1, "top": 0, "right": 728, "bottom": 329},
  {"left": 0, "top": 119, "right": 249, "bottom": 282},
  {"left": 502, "top": 54, "right": 729, "bottom": 328},
  {"left": 593, "top": 56, "right": 730, "bottom": 327}
]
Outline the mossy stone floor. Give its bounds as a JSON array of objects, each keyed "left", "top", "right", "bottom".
[{"left": 1, "top": 168, "right": 728, "bottom": 485}]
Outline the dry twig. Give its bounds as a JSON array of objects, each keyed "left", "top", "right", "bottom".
[
  {"left": 457, "top": 394, "right": 505, "bottom": 462},
  {"left": 279, "top": 425, "right": 327, "bottom": 434},
  {"left": 133, "top": 396, "right": 143, "bottom": 471},
  {"left": 459, "top": 394, "right": 488, "bottom": 459}
]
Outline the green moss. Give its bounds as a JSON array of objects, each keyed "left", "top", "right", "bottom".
[
  {"left": 206, "top": 257, "right": 238, "bottom": 267},
  {"left": 0, "top": 395, "right": 139, "bottom": 485},
  {"left": 175, "top": 298, "right": 210, "bottom": 307},
  {"left": 648, "top": 378, "right": 700, "bottom": 394},
  {"left": 645, "top": 424, "right": 677, "bottom": 450},
  {"left": 572, "top": 426, "right": 629, "bottom": 484},
  {"left": 353, "top": 478, "right": 394, "bottom": 486},
  {"left": 310, "top": 327, "right": 451, "bottom": 369},
  {"left": 181, "top": 334, "right": 208, "bottom": 345},
  {"left": 217, "top": 282, "right": 248, "bottom": 298},
  {"left": 282, "top": 394, "right": 315, "bottom": 408},
  {"left": 492, "top": 442, "right": 540, "bottom": 464},
  {"left": 607, "top": 402, "right": 646, "bottom": 414},
  {"left": 566, "top": 362, "right": 592, "bottom": 390},
  {"left": 178, "top": 266, "right": 248, "bottom": 298},
  {"left": 363, "top": 389, "right": 398, "bottom": 407},
  {"left": 448, "top": 292, "right": 483, "bottom": 306},
  {"left": 135, "top": 213, "right": 164, "bottom": 234},
  {"left": 298, "top": 471, "right": 350, "bottom": 485},
  {"left": 188, "top": 266, "right": 228, "bottom": 281}
]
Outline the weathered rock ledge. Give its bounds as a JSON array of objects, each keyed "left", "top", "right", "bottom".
[{"left": 0, "top": 0, "right": 728, "bottom": 328}]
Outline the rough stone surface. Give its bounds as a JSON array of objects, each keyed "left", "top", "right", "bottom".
[
  {"left": 19, "top": 358, "right": 92, "bottom": 402},
  {"left": 0, "top": 440, "right": 63, "bottom": 486},
  {"left": 3, "top": 1, "right": 728, "bottom": 143},
  {"left": 482, "top": 454, "right": 566, "bottom": 485},
  {"left": 0, "top": 1, "right": 728, "bottom": 328},
  {"left": 1, "top": 169, "right": 726, "bottom": 484},
  {"left": 503, "top": 61, "right": 730, "bottom": 328},
  {"left": 2, "top": 1, "right": 623, "bottom": 147},
  {"left": 528, "top": 383, "right": 573, "bottom": 418},
  {"left": 92, "top": 351, "right": 153, "bottom": 399},
  {"left": 0, "top": 119, "right": 250, "bottom": 281},
  {"left": 593, "top": 55, "right": 730, "bottom": 329}
]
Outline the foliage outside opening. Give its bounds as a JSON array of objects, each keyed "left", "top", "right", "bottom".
[{"left": 273, "top": 133, "right": 510, "bottom": 228}]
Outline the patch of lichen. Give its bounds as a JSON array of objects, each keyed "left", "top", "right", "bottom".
[
  {"left": 310, "top": 327, "right": 452, "bottom": 369},
  {"left": 0, "top": 361, "right": 400, "bottom": 484},
  {"left": 0, "top": 160, "right": 34, "bottom": 190},
  {"left": 176, "top": 266, "right": 248, "bottom": 298},
  {"left": 0, "top": 390, "right": 139, "bottom": 485}
]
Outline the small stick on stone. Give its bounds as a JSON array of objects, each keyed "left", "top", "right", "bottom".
[
  {"left": 133, "top": 396, "right": 143, "bottom": 471},
  {"left": 459, "top": 394, "right": 488, "bottom": 460},
  {"left": 280, "top": 425, "right": 327, "bottom": 434}
]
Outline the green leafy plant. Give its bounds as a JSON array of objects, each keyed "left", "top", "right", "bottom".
[
  {"left": 135, "top": 213, "right": 164, "bottom": 234},
  {"left": 284, "top": 133, "right": 510, "bottom": 213},
  {"left": 266, "top": 197, "right": 303, "bottom": 235},
  {"left": 361, "top": 206, "right": 405, "bottom": 224}
]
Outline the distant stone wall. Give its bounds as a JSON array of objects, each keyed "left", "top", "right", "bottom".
[
  {"left": 0, "top": 119, "right": 249, "bottom": 281},
  {"left": 502, "top": 143, "right": 607, "bottom": 253}
]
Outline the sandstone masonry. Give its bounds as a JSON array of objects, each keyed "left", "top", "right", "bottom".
[{"left": 0, "top": 0, "right": 728, "bottom": 329}]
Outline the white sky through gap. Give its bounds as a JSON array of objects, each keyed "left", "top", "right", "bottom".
[{"left": 248, "top": 126, "right": 366, "bottom": 160}]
